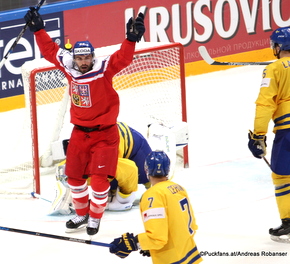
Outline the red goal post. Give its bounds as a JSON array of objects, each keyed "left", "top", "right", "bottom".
[{"left": 19, "top": 42, "right": 188, "bottom": 195}]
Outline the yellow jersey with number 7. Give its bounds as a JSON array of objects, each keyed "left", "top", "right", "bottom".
[{"left": 138, "top": 180, "right": 202, "bottom": 264}]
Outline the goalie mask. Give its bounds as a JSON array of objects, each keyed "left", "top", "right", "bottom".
[{"left": 145, "top": 151, "right": 170, "bottom": 178}]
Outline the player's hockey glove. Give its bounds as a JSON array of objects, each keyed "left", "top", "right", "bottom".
[
  {"left": 24, "top": 7, "right": 45, "bottom": 32},
  {"left": 126, "top": 13, "right": 145, "bottom": 42},
  {"left": 109, "top": 232, "right": 139, "bottom": 258},
  {"left": 140, "top": 250, "right": 150, "bottom": 257},
  {"left": 248, "top": 130, "right": 267, "bottom": 158}
]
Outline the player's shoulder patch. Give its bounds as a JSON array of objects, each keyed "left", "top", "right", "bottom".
[
  {"left": 142, "top": 207, "right": 165, "bottom": 223},
  {"left": 260, "top": 78, "right": 271, "bottom": 88}
]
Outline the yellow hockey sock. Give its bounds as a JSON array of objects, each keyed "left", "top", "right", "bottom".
[{"left": 275, "top": 184, "right": 290, "bottom": 219}]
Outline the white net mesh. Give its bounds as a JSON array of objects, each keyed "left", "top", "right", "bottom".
[{"left": 115, "top": 46, "right": 182, "bottom": 131}]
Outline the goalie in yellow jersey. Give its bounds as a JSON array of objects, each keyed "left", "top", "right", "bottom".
[{"left": 109, "top": 151, "right": 202, "bottom": 264}]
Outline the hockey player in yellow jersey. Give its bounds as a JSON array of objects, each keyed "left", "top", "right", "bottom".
[
  {"left": 248, "top": 27, "right": 290, "bottom": 243},
  {"left": 109, "top": 151, "right": 202, "bottom": 263},
  {"left": 107, "top": 121, "right": 152, "bottom": 210}
]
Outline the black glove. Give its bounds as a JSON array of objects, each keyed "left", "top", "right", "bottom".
[
  {"left": 248, "top": 130, "right": 267, "bottom": 158},
  {"left": 24, "top": 7, "right": 45, "bottom": 32},
  {"left": 139, "top": 250, "right": 150, "bottom": 257},
  {"left": 126, "top": 13, "right": 145, "bottom": 42},
  {"left": 109, "top": 233, "right": 139, "bottom": 258}
]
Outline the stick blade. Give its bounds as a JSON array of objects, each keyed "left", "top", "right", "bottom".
[
  {"left": 198, "top": 46, "right": 215, "bottom": 65},
  {"left": 198, "top": 46, "right": 273, "bottom": 66}
]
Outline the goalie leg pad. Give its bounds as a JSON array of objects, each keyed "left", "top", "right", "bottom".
[{"left": 48, "top": 180, "right": 74, "bottom": 215}]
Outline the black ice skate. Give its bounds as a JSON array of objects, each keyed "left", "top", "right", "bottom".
[
  {"left": 269, "top": 219, "right": 290, "bottom": 243},
  {"left": 65, "top": 214, "right": 89, "bottom": 233},
  {"left": 86, "top": 217, "right": 100, "bottom": 236}
]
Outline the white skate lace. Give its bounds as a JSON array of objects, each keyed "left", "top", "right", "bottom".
[
  {"left": 72, "top": 215, "right": 87, "bottom": 224},
  {"left": 88, "top": 217, "right": 100, "bottom": 228}
]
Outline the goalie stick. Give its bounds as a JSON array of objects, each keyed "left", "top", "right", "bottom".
[
  {"left": 0, "top": 225, "right": 111, "bottom": 248},
  {"left": 0, "top": 0, "right": 46, "bottom": 70},
  {"left": 198, "top": 46, "right": 272, "bottom": 66},
  {"left": 31, "top": 191, "right": 52, "bottom": 203}
]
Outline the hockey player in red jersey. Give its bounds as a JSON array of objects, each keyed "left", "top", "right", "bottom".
[
  {"left": 49, "top": 121, "right": 152, "bottom": 217},
  {"left": 24, "top": 7, "right": 145, "bottom": 236}
]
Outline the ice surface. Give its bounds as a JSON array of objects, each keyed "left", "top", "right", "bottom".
[{"left": 1, "top": 65, "right": 290, "bottom": 264}]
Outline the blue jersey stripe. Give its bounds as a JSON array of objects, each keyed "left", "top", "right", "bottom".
[{"left": 171, "top": 246, "right": 201, "bottom": 264}]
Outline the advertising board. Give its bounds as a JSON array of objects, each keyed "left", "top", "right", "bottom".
[{"left": 0, "top": 0, "right": 289, "bottom": 110}]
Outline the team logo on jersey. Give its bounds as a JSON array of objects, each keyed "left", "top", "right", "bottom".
[{"left": 71, "top": 82, "right": 92, "bottom": 107}]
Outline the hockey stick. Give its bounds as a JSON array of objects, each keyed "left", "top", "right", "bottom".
[
  {"left": 0, "top": 0, "right": 46, "bottom": 69},
  {"left": 32, "top": 188, "right": 75, "bottom": 215},
  {"left": 198, "top": 46, "right": 272, "bottom": 66},
  {"left": 31, "top": 191, "right": 52, "bottom": 203},
  {"left": 263, "top": 156, "right": 271, "bottom": 168},
  {"left": 0, "top": 226, "right": 111, "bottom": 248}
]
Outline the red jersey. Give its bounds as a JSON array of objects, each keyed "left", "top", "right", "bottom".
[{"left": 34, "top": 29, "right": 135, "bottom": 127}]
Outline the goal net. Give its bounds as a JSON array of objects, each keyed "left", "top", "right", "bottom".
[{"left": 0, "top": 42, "right": 187, "bottom": 195}]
